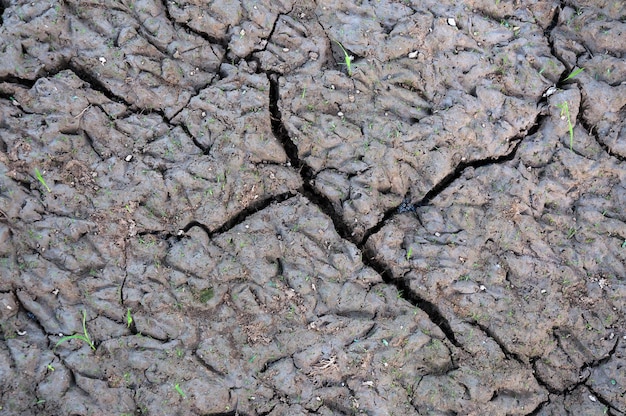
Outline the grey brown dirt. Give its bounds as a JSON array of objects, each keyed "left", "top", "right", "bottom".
[{"left": 0, "top": 0, "right": 624, "bottom": 415}]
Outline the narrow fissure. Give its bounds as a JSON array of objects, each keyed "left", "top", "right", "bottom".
[
  {"left": 181, "top": 191, "right": 297, "bottom": 239},
  {"left": 362, "top": 103, "right": 548, "bottom": 246},
  {"left": 67, "top": 61, "right": 132, "bottom": 108}
]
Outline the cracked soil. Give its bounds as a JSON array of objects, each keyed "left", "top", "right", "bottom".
[{"left": 0, "top": 0, "right": 625, "bottom": 415}]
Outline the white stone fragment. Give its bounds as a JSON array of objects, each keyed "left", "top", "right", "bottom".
[
  {"left": 543, "top": 86, "right": 557, "bottom": 97},
  {"left": 99, "top": 56, "right": 107, "bottom": 65},
  {"left": 447, "top": 18, "right": 457, "bottom": 27},
  {"left": 125, "top": 155, "right": 133, "bottom": 162}
]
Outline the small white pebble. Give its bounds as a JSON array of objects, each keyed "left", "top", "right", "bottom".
[
  {"left": 282, "top": 47, "right": 289, "bottom": 52},
  {"left": 239, "top": 29, "right": 245, "bottom": 37},
  {"left": 99, "top": 56, "right": 107, "bottom": 65},
  {"left": 6, "top": 305, "right": 12, "bottom": 310},
  {"left": 447, "top": 18, "right": 457, "bottom": 27},
  {"left": 435, "top": 232, "right": 441, "bottom": 237},
  {"left": 540, "top": 289, "right": 547, "bottom": 294},
  {"left": 17, "top": 330, "right": 27, "bottom": 336},
  {"left": 589, "top": 395, "right": 597, "bottom": 402},
  {"left": 408, "top": 51, "right": 419, "bottom": 59},
  {"left": 125, "top": 155, "right": 133, "bottom": 162},
  {"left": 479, "top": 285, "right": 486, "bottom": 291},
  {"left": 337, "top": 111, "right": 344, "bottom": 117},
  {"left": 201, "top": 111, "right": 206, "bottom": 117},
  {"left": 330, "top": 85, "right": 335, "bottom": 90},
  {"left": 177, "top": 229, "right": 184, "bottom": 236}
]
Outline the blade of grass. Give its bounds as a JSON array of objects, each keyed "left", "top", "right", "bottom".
[
  {"left": 333, "top": 40, "right": 353, "bottom": 76},
  {"left": 174, "top": 383, "right": 186, "bottom": 399},
  {"left": 55, "top": 310, "right": 95, "bottom": 350},
  {"left": 34, "top": 168, "right": 51, "bottom": 192},
  {"left": 564, "top": 67, "right": 584, "bottom": 81},
  {"left": 557, "top": 101, "right": 574, "bottom": 151}
]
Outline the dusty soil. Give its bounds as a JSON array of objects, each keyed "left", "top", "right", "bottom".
[{"left": 0, "top": 0, "right": 624, "bottom": 415}]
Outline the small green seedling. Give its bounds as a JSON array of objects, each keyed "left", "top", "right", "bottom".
[
  {"left": 563, "top": 67, "right": 584, "bottom": 82},
  {"left": 556, "top": 101, "right": 574, "bottom": 151},
  {"left": 126, "top": 308, "right": 133, "bottom": 328},
  {"left": 174, "top": 383, "right": 186, "bottom": 399},
  {"left": 334, "top": 40, "right": 353, "bottom": 76},
  {"left": 55, "top": 310, "right": 95, "bottom": 350},
  {"left": 406, "top": 247, "right": 413, "bottom": 260},
  {"left": 34, "top": 168, "right": 51, "bottom": 192}
]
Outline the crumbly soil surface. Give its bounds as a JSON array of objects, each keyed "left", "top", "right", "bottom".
[{"left": 0, "top": 0, "right": 625, "bottom": 415}]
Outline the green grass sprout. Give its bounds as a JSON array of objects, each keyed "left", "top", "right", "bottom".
[
  {"left": 564, "top": 67, "right": 584, "bottom": 81},
  {"left": 55, "top": 310, "right": 95, "bottom": 350},
  {"left": 126, "top": 308, "right": 133, "bottom": 328},
  {"left": 334, "top": 40, "right": 353, "bottom": 76},
  {"left": 556, "top": 101, "right": 574, "bottom": 151},
  {"left": 174, "top": 383, "right": 186, "bottom": 399},
  {"left": 34, "top": 168, "right": 51, "bottom": 192}
]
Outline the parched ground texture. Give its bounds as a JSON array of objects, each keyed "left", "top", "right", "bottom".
[{"left": 0, "top": 0, "right": 625, "bottom": 415}]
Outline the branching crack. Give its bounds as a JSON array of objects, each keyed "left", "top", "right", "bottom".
[{"left": 268, "top": 71, "right": 462, "bottom": 349}]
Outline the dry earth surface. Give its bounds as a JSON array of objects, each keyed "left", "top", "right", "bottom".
[{"left": 0, "top": 0, "right": 625, "bottom": 415}]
